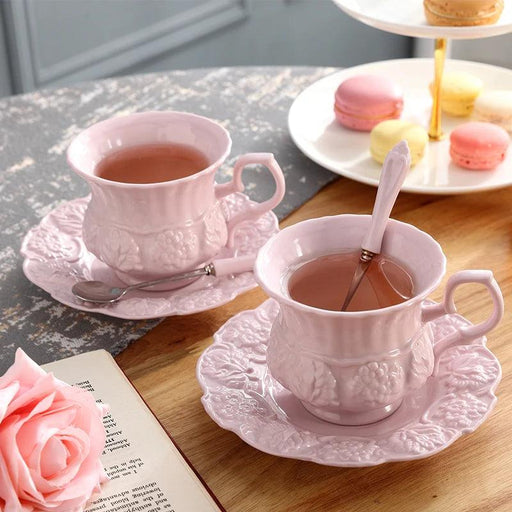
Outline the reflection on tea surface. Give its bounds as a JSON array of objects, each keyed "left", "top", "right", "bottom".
[{"left": 287, "top": 251, "right": 414, "bottom": 312}]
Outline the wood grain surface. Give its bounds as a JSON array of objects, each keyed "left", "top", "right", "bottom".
[{"left": 116, "top": 177, "right": 511, "bottom": 512}]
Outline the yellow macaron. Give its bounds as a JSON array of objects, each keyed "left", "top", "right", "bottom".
[
  {"left": 429, "top": 71, "right": 483, "bottom": 117},
  {"left": 370, "top": 120, "right": 428, "bottom": 166}
]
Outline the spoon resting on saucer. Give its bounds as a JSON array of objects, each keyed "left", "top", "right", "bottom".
[
  {"left": 72, "top": 254, "right": 255, "bottom": 304},
  {"left": 341, "top": 140, "right": 411, "bottom": 311}
]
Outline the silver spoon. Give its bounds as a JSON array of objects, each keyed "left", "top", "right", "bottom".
[
  {"left": 341, "top": 140, "right": 411, "bottom": 311},
  {"left": 72, "top": 255, "right": 255, "bottom": 304}
]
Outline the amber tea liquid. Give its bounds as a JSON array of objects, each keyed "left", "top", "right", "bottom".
[
  {"left": 287, "top": 251, "right": 414, "bottom": 312},
  {"left": 95, "top": 143, "right": 210, "bottom": 184}
]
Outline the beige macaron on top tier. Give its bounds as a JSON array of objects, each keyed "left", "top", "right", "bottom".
[{"left": 424, "top": 0, "right": 504, "bottom": 26}]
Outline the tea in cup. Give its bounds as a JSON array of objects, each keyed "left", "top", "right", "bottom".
[
  {"left": 67, "top": 111, "right": 285, "bottom": 285},
  {"left": 254, "top": 214, "right": 504, "bottom": 425}
]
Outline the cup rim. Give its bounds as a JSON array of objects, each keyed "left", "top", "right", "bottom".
[
  {"left": 254, "top": 214, "right": 447, "bottom": 317},
  {"left": 66, "top": 110, "right": 232, "bottom": 189}
]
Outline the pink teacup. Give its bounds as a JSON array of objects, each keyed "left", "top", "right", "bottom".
[
  {"left": 67, "top": 111, "right": 285, "bottom": 285},
  {"left": 254, "top": 215, "right": 504, "bottom": 426}
]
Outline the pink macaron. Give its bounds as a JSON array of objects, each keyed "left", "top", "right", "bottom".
[
  {"left": 450, "top": 122, "right": 509, "bottom": 170},
  {"left": 334, "top": 75, "right": 404, "bottom": 131}
]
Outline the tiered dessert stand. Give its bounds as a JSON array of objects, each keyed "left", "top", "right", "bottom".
[{"left": 288, "top": 0, "right": 512, "bottom": 194}]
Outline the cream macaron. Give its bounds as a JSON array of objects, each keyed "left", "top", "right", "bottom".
[
  {"left": 430, "top": 71, "right": 483, "bottom": 117},
  {"left": 370, "top": 120, "right": 428, "bottom": 166},
  {"left": 424, "top": 0, "right": 504, "bottom": 26},
  {"left": 474, "top": 90, "right": 512, "bottom": 132}
]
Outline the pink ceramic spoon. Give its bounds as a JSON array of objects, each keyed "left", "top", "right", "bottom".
[
  {"left": 72, "top": 254, "right": 255, "bottom": 304},
  {"left": 341, "top": 140, "right": 411, "bottom": 311}
]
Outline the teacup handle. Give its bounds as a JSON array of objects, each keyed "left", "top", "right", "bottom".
[
  {"left": 215, "top": 153, "right": 286, "bottom": 247},
  {"left": 421, "top": 270, "right": 504, "bottom": 363}
]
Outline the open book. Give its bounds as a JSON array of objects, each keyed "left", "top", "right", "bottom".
[{"left": 43, "top": 350, "right": 223, "bottom": 512}]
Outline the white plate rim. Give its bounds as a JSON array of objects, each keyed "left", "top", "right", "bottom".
[{"left": 331, "top": 0, "right": 512, "bottom": 39}]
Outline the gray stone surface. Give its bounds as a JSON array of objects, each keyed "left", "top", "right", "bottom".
[{"left": 0, "top": 66, "right": 339, "bottom": 372}]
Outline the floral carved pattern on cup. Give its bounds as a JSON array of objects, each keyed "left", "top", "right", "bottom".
[
  {"left": 155, "top": 229, "right": 199, "bottom": 273},
  {"left": 268, "top": 336, "right": 339, "bottom": 408},
  {"left": 203, "top": 205, "right": 228, "bottom": 251},
  {"left": 95, "top": 226, "right": 143, "bottom": 273},
  {"left": 348, "top": 360, "right": 405, "bottom": 408},
  {"left": 408, "top": 328, "right": 435, "bottom": 390}
]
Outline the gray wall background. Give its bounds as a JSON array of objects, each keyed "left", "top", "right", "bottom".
[
  {"left": 1, "top": 0, "right": 508, "bottom": 99},
  {"left": 0, "top": 0, "right": 412, "bottom": 97}
]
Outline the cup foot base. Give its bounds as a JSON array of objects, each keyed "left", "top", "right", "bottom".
[{"left": 300, "top": 399, "right": 403, "bottom": 426}]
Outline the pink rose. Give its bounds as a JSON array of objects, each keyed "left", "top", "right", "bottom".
[{"left": 0, "top": 349, "right": 108, "bottom": 512}]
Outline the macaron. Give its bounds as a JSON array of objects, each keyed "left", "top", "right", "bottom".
[
  {"left": 334, "top": 75, "right": 403, "bottom": 132},
  {"left": 429, "top": 72, "right": 483, "bottom": 117},
  {"left": 424, "top": 0, "right": 504, "bottom": 26},
  {"left": 370, "top": 120, "right": 428, "bottom": 166},
  {"left": 450, "top": 121, "right": 509, "bottom": 170},
  {"left": 473, "top": 90, "right": 512, "bottom": 132}
]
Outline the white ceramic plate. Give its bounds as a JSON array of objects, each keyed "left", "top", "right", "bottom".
[
  {"left": 332, "top": 0, "right": 512, "bottom": 39},
  {"left": 288, "top": 58, "right": 512, "bottom": 195}
]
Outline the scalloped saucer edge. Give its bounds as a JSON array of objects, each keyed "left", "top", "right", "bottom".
[
  {"left": 197, "top": 299, "right": 501, "bottom": 467},
  {"left": 20, "top": 193, "right": 279, "bottom": 320}
]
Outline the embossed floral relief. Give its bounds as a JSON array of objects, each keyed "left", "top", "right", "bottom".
[
  {"left": 22, "top": 225, "right": 82, "bottom": 262},
  {"left": 207, "top": 389, "right": 272, "bottom": 426},
  {"left": 348, "top": 360, "right": 405, "bottom": 407},
  {"left": 201, "top": 343, "right": 263, "bottom": 391},
  {"left": 318, "top": 439, "right": 385, "bottom": 464},
  {"left": 425, "top": 392, "right": 490, "bottom": 430},
  {"left": 155, "top": 229, "right": 199, "bottom": 272},
  {"left": 408, "top": 328, "right": 435, "bottom": 390},
  {"left": 437, "top": 345, "right": 501, "bottom": 393},
  {"left": 204, "top": 205, "right": 228, "bottom": 250},
  {"left": 385, "top": 423, "right": 452, "bottom": 455},
  {"left": 97, "top": 226, "right": 143, "bottom": 272},
  {"left": 267, "top": 329, "right": 339, "bottom": 408},
  {"left": 52, "top": 198, "right": 87, "bottom": 236}
]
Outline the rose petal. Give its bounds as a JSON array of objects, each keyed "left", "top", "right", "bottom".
[
  {"left": 31, "top": 427, "right": 89, "bottom": 491},
  {"left": 0, "top": 382, "right": 19, "bottom": 422},
  {"left": 6, "top": 374, "right": 58, "bottom": 417},
  {"left": 18, "top": 403, "right": 77, "bottom": 463},
  {"left": 0, "top": 415, "right": 43, "bottom": 504},
  {"left": 41, "top": 458, "right": 103, "bottom": 503},
  {"left": 0, "top": 453, "right": 24, "bottom": 512},
  {"left": 39, "top": 437, "right": 69, "bottom": 478},
  {"left": 0, "top": 349, "right": 46, "bottom": 392},
  {"left": 0, "top": 350, "right": 109, "bottom": 512}
]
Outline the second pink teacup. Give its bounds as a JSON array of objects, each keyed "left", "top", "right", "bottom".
[
  {"left": 254, "top": 215, "right": 504, "bottom": 426},
  {"left": 67, "top": 111, "right": 285, "bottom": 285}
]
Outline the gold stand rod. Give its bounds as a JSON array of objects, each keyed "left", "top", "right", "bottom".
[{"left": 428, "top": 37, "right": 447, "bottom": 141}]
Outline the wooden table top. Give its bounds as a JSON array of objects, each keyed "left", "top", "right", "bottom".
[{"left": 116, "top": 176, "right": 511, "bottom": 512}]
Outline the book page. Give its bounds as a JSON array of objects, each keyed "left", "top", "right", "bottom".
[{"left": 43, "top": 350, "right": 222, "bottom": 512}]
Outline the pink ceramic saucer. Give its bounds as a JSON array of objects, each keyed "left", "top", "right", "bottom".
[
  {"left": 197, "top": 299, "right": 501, "bottom": 467},
  {"left": 21, "top": 193, "right": 278, "bottom": 320}
]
